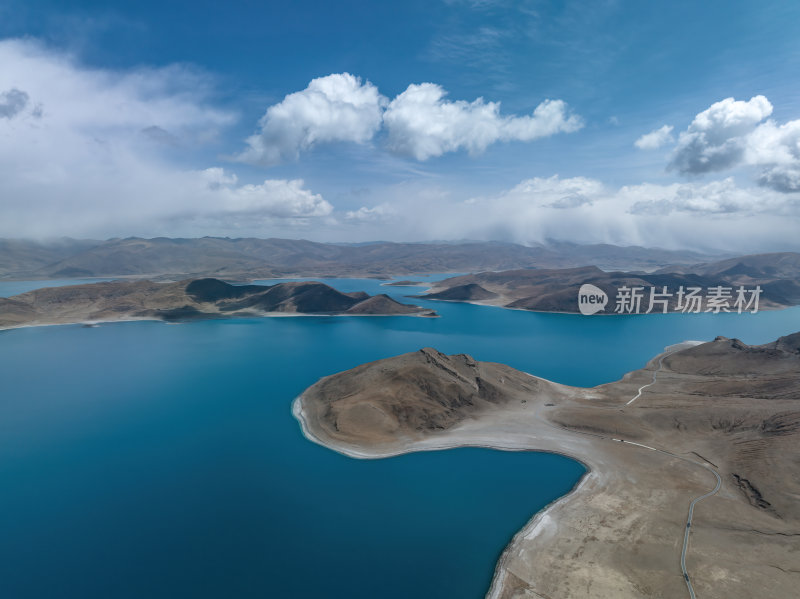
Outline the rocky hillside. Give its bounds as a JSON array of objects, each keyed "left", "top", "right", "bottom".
[
  {"left": 421, "top": 254, "right": 800, "bottom": 313},
  {"left": 0, "top": 278, "right": 435, "bottom": 329},
  {"left": 295, "top": 334, "right": 800, "bottom": 598}
]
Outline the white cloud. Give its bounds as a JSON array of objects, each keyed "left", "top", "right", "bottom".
[
  {"left": 667, "top": 95, "right": 800, "bottom": 192},
  {"left": 498, "top": 175, "right": 605, "bottom": 209},
  {"left": 201, "top": 170, "right": 333, "bottom": 218},
  {"left": 383, "top": 83, "right": 582, "bottom": 160},
  {"left": 623, "top": 178, "right": 790, "bottom": 215},
  {"left": 327, "top": 175, "right": 799, "bottom": 252},
  {"left": 237, "top": 73, "right": 387, "bottom": 166},
  {"left": 237, "top": 75, "right": 583, "bottom": 164},
  {"left": 669, "top": 96, "right": 773, "bottom": 174},
  {"left": 745, "top": 119, "right": 800, "bottom": 165},
  {"left": 634, "top": 124, "right": 674, "bottom": 150},
  {"left": 200, "top": 167, "right": 239, "bottom": 189},
  {"left": 758, "top": 165, "right": 800, "bottom": 193},
  {"left": 4, "top": 40, "right": 796, "bottom": 252},
  {"left": 344, "top": 203, "right": 395, "bottom": 222},
  {"left": 0, "top": 39, "right": 332, "bottom": 238},
  {"left": 747, "top": 119, "right": 800, "bottom": 192}
]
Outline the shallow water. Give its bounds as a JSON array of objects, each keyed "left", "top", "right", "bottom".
[{"left": 0, "top": 277, "right": 117, "bottom": 297}]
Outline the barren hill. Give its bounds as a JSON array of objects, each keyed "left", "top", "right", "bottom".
[
  {"left": 295, "top": 335, "right": 800, "bottom": 598},
  {"left": 0, "top": 278, "right": 435, "bottom": 329},
  {"left": 421, "top": 254, "right": 800, "bottom": 313}
]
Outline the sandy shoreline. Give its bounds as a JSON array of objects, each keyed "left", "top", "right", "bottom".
[
  {"left": 485, "top": 470, "right": 594, "bottom": 599},
  {"left": 0, "top": 309, "right": 439, "bottom": 333}
]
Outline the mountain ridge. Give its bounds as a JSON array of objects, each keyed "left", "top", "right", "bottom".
[
  {"left": 420, "top": 253, "right": 800, "bottom": 313},
  {"left": 0, "top": 237, "right": 724, "bottom": 280}
]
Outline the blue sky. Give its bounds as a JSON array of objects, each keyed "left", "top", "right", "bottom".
[{"left": 1, "top": 0, "right": 799, "bottom": 250}]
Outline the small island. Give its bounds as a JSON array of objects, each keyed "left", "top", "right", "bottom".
[
  {"left": 0, "top": 278, "right": 437, "bottom": 330},
  {"left": 294, "top": 334, "right": 800, "bottom": 598}
]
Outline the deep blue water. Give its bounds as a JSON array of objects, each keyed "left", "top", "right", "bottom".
[{"left": 0, "top": 277, "right": 798, "bottom": 598}]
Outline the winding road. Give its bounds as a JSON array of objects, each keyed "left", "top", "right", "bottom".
[
  {"left": 625, "top": 350, "right": 677, "bottom": 406},
  {"left": 610, "top": 438, "right": 722, "bottom": 599},
  {"left": 680, "top": 464, "right": 722, "bottom": 598},
  {"left": 620, "top": 349, "right": 723, "bottom": 598},
  {"left": 532, "top": 347, "right": 723, "bottom": 598}
]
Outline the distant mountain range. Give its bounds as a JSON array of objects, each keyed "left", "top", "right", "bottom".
[
  {"left": 420, "top": 252, "right": 800, "bottom": 313},
  {"left": 0, "top": 237, "right": 722, "bottom": 280}
]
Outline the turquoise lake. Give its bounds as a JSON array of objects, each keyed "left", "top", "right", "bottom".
[{"left": 1, "top": 276, "right": 798, "bottom": 598}]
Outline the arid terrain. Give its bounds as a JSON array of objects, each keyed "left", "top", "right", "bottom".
[
  {"left": 0, "top": 237, "right": 720, "bottom": 280},
  {"left": 0, "top": 277, "right": 435, "bottom": 330},
  {"left": 420, "top": 252, "right": 800, "bottom": 313},
  {"left": 294, "top": 334, "right": 800, "bottom": 598}
]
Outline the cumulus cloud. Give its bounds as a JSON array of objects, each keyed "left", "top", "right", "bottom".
[
  {"left": 667, "top": 95, "right": 800, "bottom": 192},
  {"left": 745, "top": 119, "right": 800, "bottom": 165},
  {"left": 383, "top": 84, "right": 582, "bottom": 160},
  {"left": 634, "top": 125, "right": 673, "bottom": 150},
  {"left": 669, "top": 96, "right": 772, "bottom": 174},
  {"left": 747, "top": 119, "right": 800, "bottom": 192},
  {"left": 238, "top": 75, "right": 583, "bottom": 164},
  {"left": 498, "top": 175, "right": 604, "bottom": 209},
  {"left": 238, "top": 73, "right": 386, "bottom": 166},
  {"left": 758, "top": 166, "right": 800, "bottom": 193},
  {"left": 199, "top": 169, "right": 332, "bottom": 218},
  {"left": 0, "top": 39, "right": 331, "bottom": 238}
]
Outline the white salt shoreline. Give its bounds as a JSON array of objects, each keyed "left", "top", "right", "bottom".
[
  {"left": 291, "top": 385, "right": 599, "bottom": 599},
  {"left": 289, "top": 343, "right": 710, "bottom": 598}
]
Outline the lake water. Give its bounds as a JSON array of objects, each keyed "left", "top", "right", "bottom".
[
  {"left": 0, "top": 277, "right": 117, "bottom": 297},
  {"left": 1, "top": 276, "right": 798, "bottom": 598}
]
